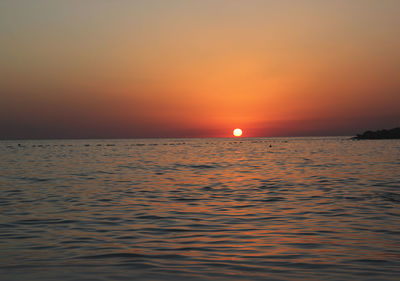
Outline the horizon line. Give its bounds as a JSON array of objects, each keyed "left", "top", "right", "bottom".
[{"left": 1, "top": 135, "right": 354, "bottom": 141}]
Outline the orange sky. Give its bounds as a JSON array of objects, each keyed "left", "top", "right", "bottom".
[{"left": 1, "top": 0, "right": 399, "bottom": 138}]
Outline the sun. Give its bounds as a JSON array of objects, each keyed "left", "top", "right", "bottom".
[{"left": 233, "top": 128, "right": 243, "bottom": 137}]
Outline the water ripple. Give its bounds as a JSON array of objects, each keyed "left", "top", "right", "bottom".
[{"left": 0, "top": 138, "right": 399, "bottom": 280}]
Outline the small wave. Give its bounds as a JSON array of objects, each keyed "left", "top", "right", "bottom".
[
  {"left": 259, "top": 197, "right": 285, "bottom": 202},
  {"left": 378, "top": 191, "right": 400, "bottom": 203},
  {"left": 19, "top": 177, "right": 53, "bottom": 182},
  {"left": 189, "top": 164, "right": 218, "bottom": 169},
  {"left": 79, "top": 252, "right": 187, "bottom": 260},
  {"left": 79, "top": 253, "right": 146, "bottom": 259},
  {"left": 136, "top": 215, "right": 166, "bottom": 220},
  {"left": 14, "top": 219, "right": 77, "bottom": 225}
]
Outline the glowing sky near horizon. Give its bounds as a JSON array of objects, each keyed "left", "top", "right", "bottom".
[{"left": 1, "top": 0, "right": 399, "bottom": 138}]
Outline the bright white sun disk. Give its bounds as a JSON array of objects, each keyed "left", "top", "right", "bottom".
[{"left": 233, "top": 128, "right": 243, "bottom": 137}]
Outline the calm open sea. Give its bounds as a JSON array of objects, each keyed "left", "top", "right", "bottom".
[{"left": 1, "top": 137, "right": 399, "bottom": 280}]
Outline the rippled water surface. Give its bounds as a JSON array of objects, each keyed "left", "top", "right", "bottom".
[{"left": 1, "top": 137, "right": 400, "bottom": 280}]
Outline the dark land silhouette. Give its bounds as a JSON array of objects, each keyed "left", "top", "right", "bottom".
[{"left": 353, "top": 127, "right": 400, "bottom": 140}]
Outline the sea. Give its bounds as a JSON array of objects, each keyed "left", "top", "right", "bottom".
[{"left": 0, "top": 137, "right": 399, "bottom": 281}]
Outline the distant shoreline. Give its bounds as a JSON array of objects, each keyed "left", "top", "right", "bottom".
[{"left": 353, "top": 127, "right": 400, "bottom": 140}]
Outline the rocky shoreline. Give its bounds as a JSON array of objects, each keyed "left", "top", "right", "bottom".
[{"left": 353, "top": 127, "right": 400, "bottom": 140}]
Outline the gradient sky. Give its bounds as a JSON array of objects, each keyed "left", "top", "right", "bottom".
[{"left": 1, "top": 0, "right": 399, "bottom": 139}]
